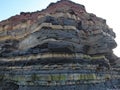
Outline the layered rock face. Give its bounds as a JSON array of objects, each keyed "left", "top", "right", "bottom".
[{"left": 0, "top": 0, "right": 120, "bottom": 90}]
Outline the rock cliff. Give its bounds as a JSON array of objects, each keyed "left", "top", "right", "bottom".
[{"left": 0, "top": 0, "right": 120, "bottom": 90}]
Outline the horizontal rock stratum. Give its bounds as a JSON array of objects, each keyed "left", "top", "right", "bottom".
[{"left": 0, "top": 0, "right": 120, "bottom": 90}]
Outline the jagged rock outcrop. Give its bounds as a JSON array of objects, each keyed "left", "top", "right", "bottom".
[{"left": 0, "top": 0, "right": 120, "bottom": 90}]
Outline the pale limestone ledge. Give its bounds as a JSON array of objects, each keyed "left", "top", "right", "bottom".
[
  {"left": 5, "top": 64, "right": 100, "bottom": 70},
  {"left": 0, "top": 25, "right": 10, "bottom": 31},
  {"left": 0, "top": 26, "right": 3, "bottom": 31},
  {"left": 0, "top": 23, "right": 77, "bottom": 41},
  {"left": 31, "top": 23, "right": 77, "bottom": 32},
  {"left": 0, "top": 53, "right": 105, "bottom": 62},
  {"left": 0, "top": 20, "right": 31, "bottom": 32}
]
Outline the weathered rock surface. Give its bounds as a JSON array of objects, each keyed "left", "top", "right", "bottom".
[{"left": 0, "top": 0, "right": 120, "bottom": 90}]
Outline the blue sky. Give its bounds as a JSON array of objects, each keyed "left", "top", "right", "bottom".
[{"left": 0, "top": 0, "right": 120, "bottom": 56}]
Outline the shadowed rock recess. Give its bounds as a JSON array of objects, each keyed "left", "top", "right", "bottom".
[{"left": 0, "top": 0, "right": 120, "bottom": 90}]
